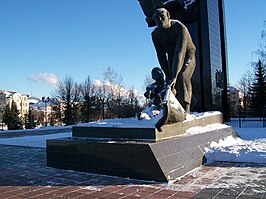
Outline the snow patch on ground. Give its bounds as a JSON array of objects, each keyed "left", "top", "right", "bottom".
[
  {"left": 0, "top": 132, "right": 71, "bottom": 148},
  {"left": 79, "top": 186, "right": 102, "bottom": 191},
  {"left": 205, "top": 130, "right": 266, "bottom": 164},
  {"left": 0, "top": 125, "right": 72, "bottom": 134},
  {"left": 185, "top": 123, "right": 229, "bottom": 135},
  {"left": 206, "top": 167, "right": 266, "bottom": 192}
]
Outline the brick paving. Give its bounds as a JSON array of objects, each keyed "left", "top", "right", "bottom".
[{"left": 0, "top": 130, "right": 265, "bottom": 198}]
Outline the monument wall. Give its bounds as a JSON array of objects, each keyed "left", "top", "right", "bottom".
[{"left": 187, "top": 0, "right": 228, "bottom": 119}]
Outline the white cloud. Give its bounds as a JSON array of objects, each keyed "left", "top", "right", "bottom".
[
  {"left": 93, "top": 80, "right": 101, "bottom": 86},
  {"left": 27, "top": 73, "right": 58, "bottom": 87}
]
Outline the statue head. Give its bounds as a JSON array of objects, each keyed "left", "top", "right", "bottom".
[
  {"left": 151, "top": 67, "right": 164, "bottom": 81},
  {"left": 153, "top": 8, "right": 171, "bottom": 29},
  {"left": 144, "top": 67, "right": 165, "bottom": 100}
]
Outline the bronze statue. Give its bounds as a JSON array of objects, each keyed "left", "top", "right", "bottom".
[
  {"left": 139, "top": 67, "right": 186, "bottom": 131},
  {"left": 144, "top": 67, "right": 167, "bottom": 106},
  {"left": 151, "top": 8, "right": 196, "bottom": 113}
]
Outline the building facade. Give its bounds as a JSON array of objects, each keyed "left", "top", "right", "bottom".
[
  {"left": 229, "top": 86, "right": 243, "bottom": 117},
  {"left": 0, "top": 90, "right": 29, "bottom": 121},
  {"left": 0, "top": 91, "right": 63, "bottom": 128},
  {"left": 30, "top": 97, "right": 62, "bottom": 126}
]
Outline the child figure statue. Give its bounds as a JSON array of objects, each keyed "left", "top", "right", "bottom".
[
  {"left": 138, "top": 67, "right": 186, "bottom": 131},
  {"left": 144, "top": 67, "right": 167, "bottom": 107}
]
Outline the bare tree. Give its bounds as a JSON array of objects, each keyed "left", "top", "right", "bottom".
[
  {"left": 80, "top": 76, "right": 93, "bottom": 122},
  {"left": 98, "top": 67, "right": 125, "bottom": 119},
  {"left": 80, "top": 76, "right": 103, "bottom": 122},
  {"left": 240, "top": 22, "right": 266, "bottom": 117},
  {"left": 103, "top": 66, "right": 119, "bottom": 86},
  {"left": 251, "top": 21, "right": 266, "bottom": 70},
  {"left": 107, "top": 71, "right": 124, "bottom": 118},
  {"left": 237, "top": 71, "right": 253, "bottom": 117},
  {"left": 96, "top": 81, "right": 111, "bottom": 120},
  {"left": 142, "top": 75, "right": 154, "bottom": 92},
  {"left": 123, "top": 87, "right": 143, "bottom": 117},
  {"left": 237, "top": 70, "right": 253, "bottom": 97},
  {"left": 53, "top": 76, "right": 81, "bottom": 125}
]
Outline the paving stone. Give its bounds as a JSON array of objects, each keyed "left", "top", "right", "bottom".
[
  {"left": 0, "top": 131, "right": 266, "bottom": 199},
  {"left": 192, "top": 188, "right": 223, "bottom": 198},
  {"left": 175, "top": 191, "right": 197, "bottom": 198}
]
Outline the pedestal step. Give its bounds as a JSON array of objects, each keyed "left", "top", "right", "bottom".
[{"left": 47, "top": 125, "right": 237, "bottom": 182}]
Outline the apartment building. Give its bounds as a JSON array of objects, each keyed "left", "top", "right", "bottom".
[
  {"left": 229, "top": 86, "right": 244, "bottom": 117},
  {"left": 30, "top": 97, "right": 62, "bottom": 126},
  {"left": 0, "top": 90, "right": 29, "bottom": 120}
]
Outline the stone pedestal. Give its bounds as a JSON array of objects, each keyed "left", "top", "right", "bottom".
[
  {"left": 72, "top": 112, "right": 223, "bottom": 141},
  {"left": 47, "top": 112, "right": 237, "bottom": 182}
]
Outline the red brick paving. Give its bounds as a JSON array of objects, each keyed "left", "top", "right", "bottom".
[{"left": 0, "top": 141, "right": 265, "bottom": 198}]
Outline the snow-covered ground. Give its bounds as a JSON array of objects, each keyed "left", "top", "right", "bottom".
[
  {"left": 0, "top": 114, "right": 265, "bottom": 164},
  {"left": 0, "top": 132, "right": 71, "bottom": 148},
  {"left": 205, "top": 128, "right": 266, "bottom": 164}
]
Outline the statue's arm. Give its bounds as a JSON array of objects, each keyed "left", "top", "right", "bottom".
[
  {"left": 152, "top": 32, "right": 170, "bottom": 81},
  {"left": 172, "top": 25, "right": 188, "bottom": 82}
]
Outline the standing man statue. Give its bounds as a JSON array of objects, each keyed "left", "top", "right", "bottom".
[{"left": 151, "top": 7, "right": 196, "bottom": 113}]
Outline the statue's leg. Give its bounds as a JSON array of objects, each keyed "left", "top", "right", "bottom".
[
  {"left": 182, "top": 58, "right": 196, "bottom": 113},
  {"left": 176, "top": 73, "right": 184, "bottom": 108}
]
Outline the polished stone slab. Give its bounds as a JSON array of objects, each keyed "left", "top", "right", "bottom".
[
  {"left": 72, "top": 112, "right": 223, "bottom": 141},
  {"left": 47, "top": 124, "right": 237, "bottom": 182}
]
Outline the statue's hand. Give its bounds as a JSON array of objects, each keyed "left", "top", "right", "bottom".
[
  {"left": 144, "top": 90, "right": 156, "bottom": 99},
  {"left": 144, "top": 91, "right": 151, "bottom": 99},
  {"left": 169, "top": 78, "right": 177, "bottom": 87},
  {"left": 169, "top": 78, "right": 177, "bottom": 96}
]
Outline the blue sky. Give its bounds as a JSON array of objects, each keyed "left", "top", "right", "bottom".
[{"left": 1, "top": 0, "right": 266, "bottom": 98}]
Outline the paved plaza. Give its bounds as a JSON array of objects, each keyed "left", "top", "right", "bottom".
[{"left": 0, "top": 130, "right": 265, "bottom": 198}]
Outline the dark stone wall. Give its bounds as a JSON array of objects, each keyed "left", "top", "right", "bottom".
[{"left": 187, "top": 0, "right": 228, "bottom": 114}]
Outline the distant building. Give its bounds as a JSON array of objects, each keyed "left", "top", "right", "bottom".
[
  {"left": 28, "top": 96, "right": 40, "bottom": 106},
  {"left": 30, "top": 97, "right": 62, "bottom": 126},
  {"left": 0, "top": 90, "right": 29, "bottom": 121},
  {"left": 229, "top": 86, "right": 243, "bottom": 117}
]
